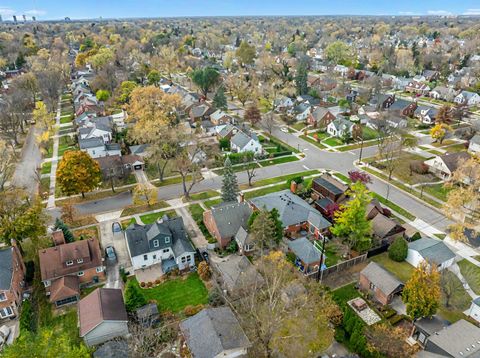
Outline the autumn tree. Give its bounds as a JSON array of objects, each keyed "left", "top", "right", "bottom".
[
  {"left": 295, "top": 56, "right": 308, "bottom": 95},
  {"left": 118, "top": 80, "right": 137, "bottom": 104},
  {"left": 402, "top": 263, "right": 441, "bottom": 319},
  {"left": 244, "top": 103, "right": 262, "bottom": 125},
  {"left": 190, "top": 67, "right": 220, "bottom": 97},
  {"left": 213, "top": 86, "right": 227, "bottom": 110},
  {"left": 12, "top": 72, "right": 38, "bottom": 106},
  {"left": 156, "top": 46, "right": 179, "bottom": 79},
  {"left": 146, "top": 127, "right": 182, "bottom": 182},
  {"left": 221, "top": 157, "right": 239, "bottom": 202},
  {"left": 436, "top": 105, "right": 453, "bottom": 124},
  {"left": 32, "top": 101, "right": 52, "bottom": 130},
  {"left": 430, "top": 123, "right": 452, "bottom": 144},
  {"left": 250, "top": 209, "right": 276, "bottom": 253},
  {"left": 0, "top": 140, "right": 15, "bottom": 191},
  {"left": 56, "top": 150, "right": 101, "bottom": 198},
  {"left": 348, "top": 170, "right": 372, "bottom": 184},
  {"left": 147, "top": 69, "right": 161, "bottom": 85},
  {"left": 173, "top": 143, "right": 204, "bottom": 199},
  {"left": 95, "top": 89, "right": 110, "bottom": 102},
  {"left": 133, "top": 184, "right": 158, "bottom": 207},
  {"left": 235, "top": 40, "right": 256, "bottom": 67},
  {"left": 330, "top": 181, "right": 372, "bottom": 253},
  {"left": 197, "top": 261, "right": 211, "bottom": 281},
  {"left": 365, "top": 323, "right": 415, "bottom": 358},
  {"left": 325, "top": 41, "right": 353, "bottom": 66}
]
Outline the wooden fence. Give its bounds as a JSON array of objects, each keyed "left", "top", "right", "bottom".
[{"left": 306, "top": 253, "right": 368, "bottom": 280}]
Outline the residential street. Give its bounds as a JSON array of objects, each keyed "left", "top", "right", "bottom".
[{"left": 12, "top": 125, "right": 42, "bottom": 195}]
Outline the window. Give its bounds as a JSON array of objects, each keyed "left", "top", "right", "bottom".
[
  {"left": 153, "top": 240, "right": 159, "bottom": 248},
  {"left": 96, "top": 267, "right": 103, "bottom": 273},
  {"left": 44, "top": 280, "right": 51, "bottom": 287},
  {"left": 77, "top": 258, "right": 83, "bottom": 264},
  {"left": 187, "top": 256, "right": 191, "bottom": 262},
  {"left": 66, "top": 260, "right": 73, "bottom": 266},
  {"left": 77, "top": 271, "right": 84, "bottom": 276},
  {"left": 181, "top": 257, "right": 186, "bottom": 263},
  {"left": 163, "top": 249, "right": 169, "bottom": 253},
  {"left": 0, "top": 307, "right": 13, "bottom": 318},
  {"left": 143, "top": 255, "right": 148, "bottom": 261},
  {"left": 369, "top": 282, "right": 376, "bottom": 290},
  {"left": 0, "top": 292, "right": 6, "bottom": 301},
  {"left": 165, "top": 237, "right": 171, "bottom": 244},
  {"left": 153, "top": 255, "right": 156, "bottom": 260}
]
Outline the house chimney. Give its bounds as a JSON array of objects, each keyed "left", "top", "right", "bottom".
[
  {"left": 290, "top": 181, "right": 298, "bottom": 194},
  {"left": 52, "top": 230, "right": 66, "bottom": 246}
]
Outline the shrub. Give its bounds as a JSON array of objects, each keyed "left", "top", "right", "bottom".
[
  {"left": 286, "top": 252, "right": 296, "bottom": 264},
  {"left": 410, "top": 232, "right": 422, "bottom": 241},
  {"left": 208, "top": 289, "right": 224, "bottom": 307},
  {"left": 184, "top": 304, "right": 203, "bottom": 317},
  {"left": 125, "top": 280, "right": 147, "bottom": 311},
  {"left": 226, "top": 240, "right": 238, "bottom": 253},
  {"left": 388, "top": 237, "right": 408, "bottom": 262},
  {"left": 140, "top": 281, "right": 146, "bottom": 287},
  {"left": 154, "top": 279, "right": 161, "bottom": 285},
  {"left": 19, "top": 300, "right": 33, "bottom": 332},
  {"left": 198, "top": 261, "right": 211, "bottom": 281},
  {"left": 410, "top": 160, "right": 429, "bottom": 175},
  {"left": 25, "top": 261, "right": 35, "bottom": 284},
  {"left": 147, "top": 281, "right": 153, "bottom": 288}
]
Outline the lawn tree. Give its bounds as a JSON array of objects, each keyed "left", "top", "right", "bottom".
[
  {"left": 388, "top": 237, "right": 408, "bottom": 262},
  {"left": 250, "top": 209, "right": 276, "bottom": 253},
  {"left": 243, "top": 151, "right": 257, "bottom": 187},
  {"left": 35, "top": 130, "right": 52, "bottom": 158},
  {"left": 118, "top": 80, "right": 137, "bottom": 104},
  {"left": 147, "top": 127, "right": 182, "bottom": 182},
  {"left": 53, "top": 218, "right": 75, "bottom": 243},
  {"left": 235, "top": 40, "right": 256, "bottom": 67},
  {"left": 190, "top": 67, "right": 220, "bottom": 97},
  {"left": 32, "top": 101, "right": 52, "bottom": 130},
  {"left": 36, "top": 67, "right": 64, "bottom": 112},
  {"left": 0, "top": 140, "right": 15, "bottom": 191},
  {"left": 226, "top": 75, "right": 252, "bottom": 106},
  {"left": 402, "top": 263, "right": 441, "bottom": 319},
  {"left": 325, "top": 41, "right": 353, "bottom": 66},
  {"left": 365, "top": 323, "right": 415, "bottom": 358},
  {"left": 0, "top": 92, "right": 25, "bottom": 145},
  {"left": 133, "top": 184, "right": 158, "bottom": 207},
  {"left": 95, "top": 89, "right": 110, "bottom": 102},
  {"left": 348, "top": 170, "right": 372, "bottom": 184},
  {"left": 244, "top": 103, "right": 262, "bottom": 125},
  {"left": 234, "top": 251, "right": 338, "bottom": 358},
  {"left": 270, "top": 208, "right": 283, "bottom": 244},
  {"left": 124, "top": 279, "right": 147, "bottom": 312},
  {"left": 436, "top": 105, "right": 453, "bottom": 124},
  {"left": 330, "top": 181, "right": 372, "bottom": 254},
  {"left": 173, "top": 143, "right": 204, "bottom": 200},
  {"left": 56, "top": 150, "right": 102, "bottom": 198},
  {"left": 295, "top": 56, "right": 308, "bottom": 95},
  {"left": 430, "top": 123, "right": 452, "bottom": 144},
  {"left": 213, "top": 85, "right": 228, "bottom": 110},
  {"left": 221, "top": 157, "right": 239, "bottom": 202},
  {"left": 440, "top": 271, "right": 464, "bottom": 308},
  {"left": 261, "top": 112, "right": 276, "bottom": 135},
  {"left": 12, "top": 72, "right": 39, "bottom": 106}
]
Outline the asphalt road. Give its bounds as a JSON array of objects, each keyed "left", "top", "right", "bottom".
[{"left": 12, "top": 125, "right": 42, "bottom": 195}]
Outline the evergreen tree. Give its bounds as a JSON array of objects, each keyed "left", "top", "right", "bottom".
[
  {"left": 221, "top": 157, "right": 239, "bottom": 202},
  {"left": 250, "top": 210, "right": 276, "bottom": 253},
  {"left": 124, "top": 279, "right": 147, "bottom": 312},
  {"left": 295, "top": 56, "right": 308, "bottom": 95},
  {"left": 213, "top": 86, "right": 227, "bottom": 110},
  {"left": 53, "top": 218, "right": 75, "bottom": 243}
]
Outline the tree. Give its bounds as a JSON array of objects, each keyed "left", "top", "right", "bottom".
[
  {"left": 388, "top": 237, "right": 408, "bottom": 262},
  {"left": 244, "top": 103, "right": 262, "bottom": 125},
  {"left": 430, "top": 123, "right": 452, "bottom": 144},
  {"left": 190, "top": 67, "right": 220, "bottom": 97},
  {"left": 197, "top": 261, "right": 211, "bottom": 281},
  {"left": 325, "top": 41, "right": 353, "bottom": 66},
  {"left": 13, "top": 72, "right": 38, "bottom": 106},
  {"left": 124, "top": 279, "right": 147, "bottom": 312},
  {"left": 56, "top": 150, "right": 101, "bottom": 198},
  {"left": 213, "top": 86, "right": 227, "bottom": 110},
  {"left": 0, "top": 140, "right": 15, "bottom": 191},
  {"left": 348, "top": 170, "right": 372, "bottom": 184},
  {"left": 118, "top": 80, "right": 137, "bottom": 103},
  {"left": 436, "top": 105, "right": 453, "bottom": 124},
  {"left": 89, "top": 47, "right": 114, "bottom": 70},
  {"left": 441, "top": 271, "right": 464, "bottom": 308},
  {"left": 133, "top": 184, "right": 158, "bottom": 207},
  {"left": 221, "top": 157, "right": 239, "bottom": 202},
  {"left": 243, "top": 152, "right": 257, "bottom": 187},
  {"left": 147, "top": 127, "right": 181, "bottom": 182},
  {"left": 270, "top": 208, "right": 283, "bottom": 244},
  {"left": 32, "top": 101, "right": 52, "bottom": 130},
  {"left": 36, "top": 67, "right": 64, "bottom": 112},
  {"left": 365, "top": 323, "right": 415, "bottom": 358},
  {"left": 235, "top": 41, "right": 256, "bottom": 66},
  {"left": 173, "top": 145, "right": 204, "bottom": 199},
  {"left": 95, "top": 89, "right": 110, "bottom": 102},
  {"left": 156, "top": 46, "right": 179, "bottom": 79},
  {"left": 0, "top": 92, "right": 25, "bottom": 145},
  {"left": 295, "top": 57, "right": 308, "bottom": 95},
  {"left": 147, "top": 69, "right": 161, "bottom": 85},
  {"left": 250, "top": 210, "right": 276, "bottom": 253},
  {"left": 330, "top": 181, "right": 372, "bottom": 253},
  {"left": 402, "top": 263, "right": 441, "bottom": 319},
  {"left": 53, "top": 218, "right": 75, "bottom": 243}
]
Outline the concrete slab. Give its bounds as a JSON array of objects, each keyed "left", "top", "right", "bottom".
[
  {"left": 95, "top": 210, "right": 123, "bottom": 222},
  {"left": 135, "top": 263, "right": 163, "bottom": 283}
]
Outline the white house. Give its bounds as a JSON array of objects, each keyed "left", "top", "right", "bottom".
[
  {"left": 230, "top": 131, "right": 262, "bottom": 154},
  {"left": 424, "top": 152, "right": 470, "bottom": 180},
  {"left": 79, "top": 138, "right": 121, "bottom": 159},
  {"left": 454, "top": 91, "right": 480, "bottom": 106},
  {"left": 467, "top": 298, "right": 480, "bottom": 323},
  {"left": 414, "top": 106, "right": 438, "bottom": 125},
  {"left": 274, "top": 96, "right": 295, "bottom": 112},
  {"left": 327, "top": 117, "right": 358, "bottom": 138},
  {"left": 406, "top": 237, "right": 455, "bottom": 271},
  {"left": 468, "top": 134, "right": 480, "bottom": 154},
  {"left": 124, "top": 215, "right": 196, "bottom": 272},
  {"left": 429, "top": 86, "right": 457, "bottom": 102}
]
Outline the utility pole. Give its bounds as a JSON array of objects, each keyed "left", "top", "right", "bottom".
[
  {"left": 358, "top": 135, "right": 364, "bottom": 163},
  {"left": 315, "top": 234, "right": 327, "bottom": 283}
]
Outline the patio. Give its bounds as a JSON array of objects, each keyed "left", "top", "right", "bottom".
[{"left": 135, "top": 263, "right": 163, "bottom": 283}]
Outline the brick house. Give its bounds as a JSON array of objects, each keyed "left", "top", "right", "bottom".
[
  {"left": 359, "top": 262, "right": 403, "bottom": 305},
  {"left": 371, "top": 213, "right": 406, "bottom": 245},
  {"left": 0, "top": 242, "right": 25, "bottom": 320},
  {"left": 307, "top": 107, "right": 336, "bottom": 128},
  {"left": 312, "top": 174, "right": 348, "bottom": 203},
  {"left": 38, "top": 231, "right": 105, "bottom": 307},
  {"left": 203, "top": 202, "right": 252, "bottom": 248}
]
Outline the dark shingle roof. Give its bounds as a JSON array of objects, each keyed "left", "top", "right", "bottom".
[
  {"left": 79, "top": 137, "right": 104, "bottom": 149},
  {"left": 287, "top": 237, "right": 321, "bottom": 265},
  {"left": 0, "top": 247, "right": 13, "bottom": 290},
  {"left": 180, "top": 307, "right": 251, "bottom": 358},
  {"left": 361, "top": 262, "right": 403, "bottom": 295},
  {"left": 428, "top": 319, "right": 480, "bottom": 357},
  {"left": 408, "top": 238, "right": 455, "bottom": 264},
  {"left": 439, "top": 152, "right": 470, "bottom": 172},
  {"left": 313, "top": 175, "right": 347, "bottom": 196},
  {"left": 210, "top": 202, "right": 252, "bottom": 239}
]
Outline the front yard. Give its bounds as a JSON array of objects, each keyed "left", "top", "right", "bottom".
[{"left": 134, "top": 273, "right": 208, "bottom": 313}]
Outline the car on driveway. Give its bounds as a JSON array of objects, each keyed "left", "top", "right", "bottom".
[
  {"left": 202, "top": 251, "right": 209, "bottom": 263},
  {"left": 105, "top": 246, "right": 117, "bottom": 261},
  {"left": 112, "top": 222, "right": 122, "bottom": 233},
  {"left": 280, "top": 126, "right": 289, "bottom": 133}
]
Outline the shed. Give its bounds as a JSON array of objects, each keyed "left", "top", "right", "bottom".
[{"left": 359, "top": 262, "right": 403, "bottom": 305}]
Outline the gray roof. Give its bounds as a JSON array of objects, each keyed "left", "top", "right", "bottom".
[
  {"left": 310, "top": 107, "right": 333, "bottom": 121},
  {"left": 470, "top": 134, "right": 480, "bottom": 145},
  {"left": 125, "top": 216, "right": 194, "bottom": 258},
  {"left": 129, "top": 144, "right": 149, "bottom": 155},
  {"left": 0, "top": 247, "right": 13, "bottom": 290},
  {"left": 428, "top": 319, "right": 480, "bottom": 357},
  {"left": 210, "top": 202, "right": 252, "bottom": 239},
  {"left": 408, "top": 237, "right": 455, "bottom": 264},
  {"left": 250, "top": 190, "right": 331, "bottom": 230},
  {"left": 330, "top": 117, "right": 354, "bottom": 131},
  {"left": 79, "top": 137, "right": 104, "bottom": 149},
  {"left": 313, "top": 175, "right": 347, "bottom": 196},
  {"left": 287, "top": 237, "right": 321, "bottom": 265},
  {"left": 231, "top": 130, "right": 257, "bottom": 150},
  {"left": 180, "top": 307, "right": 251, "bottom": 358},
  {"left": 93, "top": 340, "right": 128, "bottom": 358},
  {"left": 437, "top": 152, "right": 470, "bottom": 172},
  {"left": 218, "top": 124, "right": 236, "bottom": 138},
  {"left": 211, "top": 255, "right": 263, "bottom": 292},
  {"left": 234, "top": 226, "right": 252, "bottom": 247},
  {"left": 361, "top": 262, "right": 403, "bottom": 295},
  {"left": 371, "top": 214, "right": 404, "bottom": 239},
  {"left": 191, "top": 104, "right": 210, "bottom": 118}
]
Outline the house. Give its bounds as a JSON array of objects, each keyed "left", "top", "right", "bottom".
[
  {"left": 125, "top": 215, "right": 195, "bottom": 272},
  {"left": 422, "top": 70, "right": 440, "bottom": 82},
  {"left": 307, "top": 107, "right": 336, "bottom": 128},
  {"left": 210, "top": 110, "right": 233, "bottom": 126},
  {"left": 77, "top": 116, "right": 114, "bottom": 143},
  {"left": 366, "top": 198, "right": 385, "bottom": 220},
  {"left": 411, "top": 318, "right": 480, "bottom": 357},
  {"left": 0, "top": 243, "right": 25, "bottom": 320},
  {"left": 78, "top": 288, "right": 128, "bottom": 347},
  {"left": 430, "top": 86, "right": 457, "bottom": 101},
  {"left": 203, "top": 202, "right": 252, "bottom": 248},
  {"left": 327, "top": 117, "right": 361, "bottom": 138},
  {"left": 129, "top": 144, "right": 150, "bottom": 157},
  {"left": 387, "top": 99, "right": 417, "bottom": 117},
  {"left": 179, "top": 307, "right": 251, "bottom": 358},
  {"left": 424, "top": 152, "right": 471, "bottom": 180},
  {"left": 217, "top": 123, "right": 238, "bottom": 140},
  {"left": 386, "top": 115, "right": 408, "bottom": 129},
  {"left": 234, "top": 227, "right": 254, "bottom": 255},
  {"left": 287, "top": 237, "right": 322, "bottom": 274},
  {"left": 38, "top": 232, "right": 105, "bottom": 307},
  {"left": 467, "top": 297, "right": 480, "bottom": 323},
  {"left": 79, "top": 137, "right": 121, "bottom": 159},
  {"left": 376, "top": 94, "right": 395, "bottom": 109},
  {"left": 230, "top": 131, "right": 262, "bottom": 154},
  {"left": 371, "top": 214, "right": 406, "bottom": 244},
  {"left": 211, "top": 255, "right": 263, "bottom": 297},
  {"left": 406, "top": 237, "right": 455, "bottom": 270},
  {"left": 274, "top": 96, "right": 295, "bottom": 112},
  {"left": 414, "top": 105, "right": 438, "bottom": 125},
  {"left": 454, "top": 91, "right": 480, "bottom": 106},
  {"left": 135, "top": 303, "right": 160, "bottom": 327},
  {"left": 468, "top": 134, "right": 480, "bottom": 154},
  {"left": 406, "top": 80, "right": 431, "bottom": 96},
  {"left": 311, "top": 174, "right": 348, "bottom": 203},
  {"left": 250, "top": 190, "right": 331, "bottom": 239},
  {"left": 292, "top": 103, "right": 312, "bottom": 121},
  {"left": 359, "top": 262, "right": 403, "bottom": 305},
  {"left": 95, "top": 155, "right": 144, "bottom": 180},
  {"left": 189, "top": 103, "right": 212, "bottom": 122}
]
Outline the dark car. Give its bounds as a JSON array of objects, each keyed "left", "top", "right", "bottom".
[
  {"left": 112, "top": 222, "right": 122, "bottom": 233},
  {"left": 202, "top": 251, "right": 209, "bottom": 263},
  {"left": 105, "top": 246, "right": 117, "bottom": 261}
]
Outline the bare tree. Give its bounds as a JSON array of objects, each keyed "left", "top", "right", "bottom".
[
  {"left": 262, "top": 113, "right": 276, "bottom": 135},
  {"left": 173, "top": 141, "right": 205, "bottom": 199},
  {"left": 243, "top": 152, "right": 257, "bottom": 187},
  {"left": 128, "top": 321, "right": 177, "bottom": 357},
  {"left": 37, "top": 68, "right": 63, "bottom": 112},
  {"left": 0, "top": 140, "right": 15, "bottom": 191}
]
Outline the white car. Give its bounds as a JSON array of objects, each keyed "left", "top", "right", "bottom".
[{"left": 280, "top": 127, "right": 289, "bottom": 133}]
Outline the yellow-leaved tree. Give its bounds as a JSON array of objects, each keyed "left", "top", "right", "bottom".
[{"left": 430, "top": 123, "right": 452, "bottom": 144}]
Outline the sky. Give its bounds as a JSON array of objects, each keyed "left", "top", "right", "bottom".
[{"left": 1, "top": 0, "right": 480, "bottom": 20}]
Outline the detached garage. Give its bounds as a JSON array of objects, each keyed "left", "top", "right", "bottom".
[{"left": 406, "top": 237, "right": 455, "bottom": 270}]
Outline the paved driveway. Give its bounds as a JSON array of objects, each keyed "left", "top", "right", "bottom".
[
  {"left": 98, "top": 220, "right": 132, "bottom": 282},
  {"left": 12, "top": 125, "right": 42, "bottom": 195}
]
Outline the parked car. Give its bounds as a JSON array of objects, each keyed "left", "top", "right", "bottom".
[
  {"left": 202, "top": 251, "right": 209, "bottom": 263},
  {"left": 112, "top": 222, "right": 122, "bottom": 233},
  {"left": 105, "top": 246, "right": 117, "bottom": 261},
  {"left": 280, "top": 126, "right": 288, "bottom": 133},
  {"left": 0, "top": 325, "right": 11, "bottom": 349}
]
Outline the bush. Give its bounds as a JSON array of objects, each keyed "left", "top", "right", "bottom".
[
  {"left": 125, "top": 280, "right": 147, "bottom": 311},
  {"left": 154, "top": 279, "right": 161, "bottom": 285},
  {"left": 208, "top": 289, "right": 224, "bottom": 307},
  {"left": 286, "top": 252, "right": 296, "bottom": 264},
  {"left": 183, "top": 304, "right": 203, "bottom": 317},
  {"left": 388, "top": 314, "right": 405, "bottom": 325},
  {"left": 140, "top": 281, "right": 146, "bottom": 287},
  {"left": 198, "top": 261, "right": 211, "bottom": 281},
  {"left": 25, "top": 261, "right": 35, "bottom": 284},
  {"left": 119, "top": 267, "right": 128, "bottom": 283},
  {"left": 226, "top": 240, "right": 238, "bottom": 254},
  {"left": 147, "top": 281, "right": 153, "bottom": 288},
  {"left": 388, "top": 237, "right": 408, "bottom": 262},
  {"left": 410, "top": 232, "right": 422, "bottom": 241},
  {"left": 410, "top": 160, "right": 429, "bottom": 175},
  {"left": 19, "top": 300, "right": 33, "bottom": 332}
]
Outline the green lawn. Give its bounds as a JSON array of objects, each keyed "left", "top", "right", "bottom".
[
  {"left": 244, "top": 182, "right": 289, "bottom": 199},
  {"left": 438, "top": 270, "right": 471, "bottom": 323},
  {"left": 361, "top": 126, "right": 380, "bottom": 140},
  {"left": 41, "top": 161, "right": 52, "bottom": 175},
  {"left": 371, "top": 253, "right": 414, "bottom": 283},
  {"left": 337, "top": 140, "right": 380, "bottom": 152},
  {"left": 204, "top": 198, "right": 222, "bottom": 208},
  {"left": 188, "top": 204, "right": 213, "bottom": 241},
  {"left": 291, "top": 122, "right": 307, "bottom": 131},
  {"left": 58, "top": 137, "right": 76, "bottom": 156},
  {"left": 458, "top": 259, "right": 480, "bottom": 295},
  {"left": 260, "top": 133, "right": 300, "bottom": 153},
  {"left": 331, "top": 172, "right": 351, "bottom": 183},
  {"left": 299, "top": 135, "right": 327, "bottom": 149},
  {"left": 443, "top": 143, "right": 468, "bottom": 153},
  {"left": 186, "top": 190, "right": 219, "bottom": 201},
  {"left": 134, "top": 273, "right": 208, "bottom": 313},
  {"left": 139, "top": 209, "right": 177, "bottom": 224},
  {"left": 431, "top": 139, "right": 456, "bottom": 148},
  {"left": 241, "top": 169, "right": 320, "bottom": 189},
  {"left": 60, "top": 115, "right": 73, "bottom": 124},
  {"left": 370, "top": 192, "right": 416, "bottom": 221},
  {"left": 260, "top": 155, "right": 299, "bottom": 166},
  {"left": 331, "top": 283, "right": 360, "bottom": 310},
  {"left": 323, "top": 137, "right": 344, "bottom": 147},
  {"left": 121, "top": 218, "right": 136, "bottom": 230},
  {"left": 422, "top": 183, "right": 450, "bottom": 202}
]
